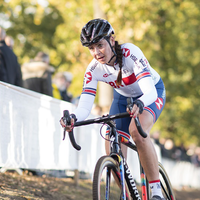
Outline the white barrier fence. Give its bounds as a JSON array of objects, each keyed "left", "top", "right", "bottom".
[
  {"left": 0, "top": 81, "right": 200, "bottom": 189},
  {"left": 161, "top": 158, "right": 200, "bottom": 189},
  {"left": 0, "top": 81, "right": 106, "bottom": 174}
]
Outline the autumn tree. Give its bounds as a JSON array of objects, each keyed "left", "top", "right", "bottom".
[{"left": 1, "top": 0, "right": 200, "bottom": 146}]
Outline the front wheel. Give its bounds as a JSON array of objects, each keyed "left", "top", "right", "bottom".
[{"left": 93, "top": 156, "right": 123, "bottom": 200}]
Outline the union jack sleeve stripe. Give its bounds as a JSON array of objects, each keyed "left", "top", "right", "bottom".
[
  {"left": 105, "top": 130, "right": 110, "bottom": 135},
  {"left": 136, "top": 71, "right": 151, "bottom": 81},
  {"left": 82, "top": 87, "right": 96, "bottom": 96},
  {"left": 105, "top": 130, "right": 130, "bottom": 140},
  {"left": 118, "top": 130, "right": 130, "bottom": 140},
  {"left": 144, "top": 107, "right": 156, "bottom": 123}
]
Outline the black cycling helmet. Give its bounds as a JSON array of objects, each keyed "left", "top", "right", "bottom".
[{"left": 80, "top": 18, "right": 114, "bottom": 47}]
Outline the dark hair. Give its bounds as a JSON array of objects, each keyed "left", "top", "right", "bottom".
[{"left": 115, "top": 41, "right": 123, "bottom": 86}]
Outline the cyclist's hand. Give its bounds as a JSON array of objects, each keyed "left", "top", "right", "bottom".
[
  {"left": 60, "top": 111, "right": 77, "bottom": 132},
  {"left": 60, "top": 117, "right": 75, "bottom": 132},
  {"left": 127, "top": 104, "right": 140, "bottom": 118},
  {"left": 127, "top": 99, "right": 144, "bottom": 118}
]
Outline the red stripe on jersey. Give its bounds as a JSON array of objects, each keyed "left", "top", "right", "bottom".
[
  {"left": 122, "top": 73, "right": 137, "bottom": 85},
  {"left": 144, "top": 107, "right": 156, "bottom": 123},
  {"left": 136, "top": 72, "right": 151, "bottom": 81},
  {"left": 118, "top": 130, "right": 130, "bottom": 140},
  {"left": 83, "top": 89, "right": 96, "bottom": 95}
]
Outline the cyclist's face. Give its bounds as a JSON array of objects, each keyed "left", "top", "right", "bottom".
[{"left": 88, "top": 37, "right": 115, "bottom": 65}]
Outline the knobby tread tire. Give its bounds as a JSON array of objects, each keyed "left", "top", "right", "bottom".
[{"left": 93, "top": 156, "right": 121, "bottom": 200}]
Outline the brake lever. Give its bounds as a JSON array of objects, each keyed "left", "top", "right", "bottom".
[
  {"left": 127, "top": 97, "right": 147, "bottom": 138},
  {"left": 127, "top": 97, "right": 134, "bottom": 112},
  {"left": 63, "top": 128, "right": 66, "bottom": 140},
  {"left": 63, "top": 110, "right": 71, "bottom": 140}
]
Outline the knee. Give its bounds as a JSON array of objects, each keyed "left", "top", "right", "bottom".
[{"left": 129, "top": 126, "right": 147, "bottom": 145}]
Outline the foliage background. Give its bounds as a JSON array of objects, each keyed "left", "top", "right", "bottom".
[{"left": 0, "top": 0, "right": 200, "bottom": 146}]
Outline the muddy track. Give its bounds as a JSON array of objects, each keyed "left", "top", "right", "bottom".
[{"left": 0, "top": 172, "right": 200, "bottom": 200}]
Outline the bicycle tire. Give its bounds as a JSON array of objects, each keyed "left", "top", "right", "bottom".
[
  {"left": 93, "top": 156, "right": 125, "bottom": 200},
  {"left": 158, "top": 163, "right": 176, "bottom": 200},
  {"left": 146, "top": 163, "right": 176, "bottom": 200}
]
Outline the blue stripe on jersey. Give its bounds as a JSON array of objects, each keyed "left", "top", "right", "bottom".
[
  {"left": 82, "top": 87, "right": 96, "bottom": 96},
  {"left": 136, "top": 71, "right": 151, "bottom": 81},
  {"left": 105, "top": 129, "right": 130, "bottom": 140},
  {"left": 118, "top": 130, "right": 131, "bottom": 140}
]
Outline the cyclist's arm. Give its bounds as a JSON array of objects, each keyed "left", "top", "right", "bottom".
[
  {"left": 137, "top": 76, "right": 157, "bottom": 107},
  {"left": 73, "top": 93, "right": 96, "bottom": 121},
  {"left": 60, "top": 92, "right": 95, "bottom": 131},
  {"left": 127, "top": 44, "right": 158, "bottom": 107},
  {"left": 73, "top": 62, "right": 98, "bottom": 121}
]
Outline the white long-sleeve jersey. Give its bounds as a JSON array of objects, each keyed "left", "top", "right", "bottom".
[{"left": 74, "top": 43, "right": 160, "bottom": 121}]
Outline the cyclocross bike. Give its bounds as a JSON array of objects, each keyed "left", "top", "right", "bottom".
[{"left": 62, "top": 98, "right": 176, "bottom": 200}]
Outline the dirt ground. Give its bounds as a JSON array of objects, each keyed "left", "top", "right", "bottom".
[{"left": 0, "top": 171, "right": 200, "bottom": 200}]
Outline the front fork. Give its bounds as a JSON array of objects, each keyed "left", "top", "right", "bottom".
[
  {"left": 118, "top": 155, "right": 126, "bottom": 199},
  {"left": 111, "top": 154, "right": 130, "bottom": 200}
]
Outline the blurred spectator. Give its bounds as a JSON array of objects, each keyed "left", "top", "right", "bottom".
[
  {"left": 151, "top": 130, "right": 197, "bottom": 164},
  {"left": 191, "top": 146, "right": 200, "bottom": 167},
  {"left": 0, "top": 27, "right": 22, "bottom": 86},
  {"left": 52, "top": 72, "right": 73, "bottom": 102},
  {"left": 5, "top": 36, "right": 14, "bottom": 50},
  {"left": 173, "top": 143, "right": 190, "bottom": 162},
  {"left": 161, "top": 138, "right": 175, "bottom": 159},
  {"left": 151, "top": 130, "right": 161, "bottom": 146},
  {"left": 21, "top": 52, "right": 54, "bottom": 96},
  {"left": 159, "top": 136, "right": 191, "bottom": 162}
]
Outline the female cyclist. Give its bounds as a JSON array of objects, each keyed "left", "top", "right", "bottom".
[{"left": 60, "top": 18, "right": 166, "bottom": 200}]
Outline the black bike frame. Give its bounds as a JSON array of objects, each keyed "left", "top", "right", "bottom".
[
  {"left": 108, "top": 122, "right": 145, "bottom": 200},
  {"left": 63, "top": 111, "right": 149, "bottom": 200}
]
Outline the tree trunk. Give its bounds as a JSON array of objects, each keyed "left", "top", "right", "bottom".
[{"left": 93, "top": 0, "right": 113, "bottom": 113}]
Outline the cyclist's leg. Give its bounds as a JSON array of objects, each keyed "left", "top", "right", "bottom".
[
  {"left": 129, "top": 111, "right": 157, "bottom": 180},
  {"left": 129, "top": 112, "right": 165, "bottom": 199},
  {"left": 129, "top": 111, "right": 161, "bottom": 190},
  {"left": 129, "top": 79, "right": 166, "bottom": 199}
]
